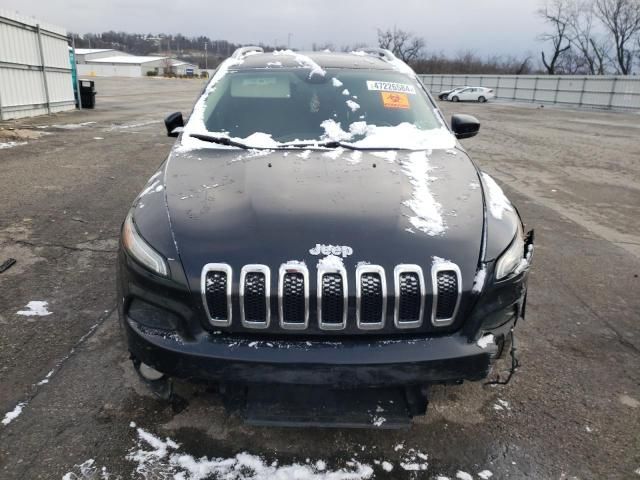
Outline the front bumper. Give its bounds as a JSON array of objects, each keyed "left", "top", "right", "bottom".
[{"left": 123, "top": 314, "right": 503, "bottom": 387}]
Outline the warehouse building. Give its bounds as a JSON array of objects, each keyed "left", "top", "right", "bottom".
[
  {"left": 76, "top": 53, "right": 199, "bottom": 77},
  {"left": 74, "top": 48, "right": 128, "bottom": 63}
]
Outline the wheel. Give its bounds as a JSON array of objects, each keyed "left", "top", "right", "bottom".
[
  {"left": 452, "top": 96, "right": 459, "bottom": 102},
  {"left": 478, "top": 96, "right": 487, "bottom": 103}
]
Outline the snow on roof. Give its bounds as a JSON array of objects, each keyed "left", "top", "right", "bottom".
[
  {"left": 88, "top": 55, "right": 166, "bottom": 64},
  {"left": 171, "top": 60, "right": 196, "bottom": 67},
  {"left": 75, "top": 48, "right": 114, "bottom": 55}
]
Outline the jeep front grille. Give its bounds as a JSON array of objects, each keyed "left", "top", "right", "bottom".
[
  {"left": 356, "top": 265, "right": 386, "bottom": 329},
  {"left": 394, "top": 265, "right": 425, "bottom": 328},
  {"left": 318, "top": 263, "right": 347, "bottom": 330},
  {"left": 201, "top": 261, "right": 462, "bottom": 331},
  {"left": 201, "top": 263, "right": 232, "bottom": 327},
  {"left": 240, "top": 265, "right": 270, "bottom": 328},
  {"left": 279, "top": 262, "right": 309, "bottom": 329},
  {"left": 431, "top": 262, "right": 462, "bottom": 327}
]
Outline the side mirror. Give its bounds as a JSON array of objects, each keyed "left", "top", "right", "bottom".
[
  {"left": 164, "top": 112, "right": 184, "bottom": 137},
  {"left": 451, "top": 114, "right": 480, "bottom": 139}
]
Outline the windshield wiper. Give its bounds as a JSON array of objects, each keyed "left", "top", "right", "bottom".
[
  {"left": 189, "top": 133, "right": 251, "bottom": 150},
  {"left": 190, "top": 134, "right": 407, "bottom": 152},
  {"left": 286, "top": 141, "right": 406, "bottom": 151}
]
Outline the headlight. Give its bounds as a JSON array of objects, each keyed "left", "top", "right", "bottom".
[
  {"left": 122, "top": 211, "right": 169, "bottom": 277},
  {"left": 495, "top": 224, "right": 525, "bottom": 280}
]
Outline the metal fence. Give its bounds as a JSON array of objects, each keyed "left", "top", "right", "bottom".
[
  {"left": 0, "top": 10, "right": 75, "bottom": 120},
  {"left": 419, "top": 74, "right": 640, "bottom": 111}
]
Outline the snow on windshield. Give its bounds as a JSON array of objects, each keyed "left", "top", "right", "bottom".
[{"left": 180, "top": 55, "right": 455, "bottom": 152}]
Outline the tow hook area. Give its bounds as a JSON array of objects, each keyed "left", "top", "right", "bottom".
[
  {"left": 220, "top": 384, "right": 430, "bottom": 429},
  {"left": 132, "top": 357, "right": 173, "bottom": 400}
]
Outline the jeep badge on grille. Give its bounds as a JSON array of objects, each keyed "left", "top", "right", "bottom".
[{"left": 309, "top": 244, "right": 353, "bottom": 258}]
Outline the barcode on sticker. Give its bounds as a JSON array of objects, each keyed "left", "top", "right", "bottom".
[{"left": 366, "top": 81, "right": 416, "bottom": 95}]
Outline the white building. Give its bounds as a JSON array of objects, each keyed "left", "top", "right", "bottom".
[
  {"left": 74, "top": 48, "right": 128, "bottom": 63},
  {"left": 76, "top": 52, "right": 199, "bottom": 77}
]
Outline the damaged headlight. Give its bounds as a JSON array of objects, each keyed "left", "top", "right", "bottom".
[
  {"left": 495, "top": 224, "right": 525, "bottom": 280},
  {"left": 122, "top": 211, "right": 169, "bottom": 277}
]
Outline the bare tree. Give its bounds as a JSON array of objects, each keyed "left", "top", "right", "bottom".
[
  {"left": 538, "top": 0, "right": 573, "bottom": 74},
  {"left": 161, "top": 57, "right": 176, "bottom": 77},
  {"left": 377, "top": 27, "right": 425, "bottom": 63},
  {"left": 566, "top": 0, "right": 611, "bottom": 73},
  {"left": 594, "top": 0, "right": 640, "bottom": 74}
]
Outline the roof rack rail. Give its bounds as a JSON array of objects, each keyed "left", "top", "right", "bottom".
[
  {"left": 232, "top": 46, "right": 264, "bottom": 60},
  {"left": 356, "top": 48, "right": 397, "bottom": 61}
]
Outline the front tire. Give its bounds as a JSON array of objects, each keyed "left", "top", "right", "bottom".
[
  {"left": 478, "top": 96, "right": 487, "bottom": 103},
  {"left": 452, "top": 96, "right": 459, "bottom": 102}
]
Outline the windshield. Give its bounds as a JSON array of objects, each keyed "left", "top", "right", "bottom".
[{"left": 184, "top": 66, "right": 455, "bottom": 150}]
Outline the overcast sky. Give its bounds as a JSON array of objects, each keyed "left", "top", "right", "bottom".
[{"left": 2, "top": 0, "right": 546, "bottom": 57}]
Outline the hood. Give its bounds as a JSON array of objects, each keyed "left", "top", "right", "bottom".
[{"left": 163, "top": 146, "right": 484, "bottom": 293}]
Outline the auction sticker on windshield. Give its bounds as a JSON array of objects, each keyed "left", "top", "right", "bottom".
[
  {"left": 367, "top": 81, "right": 416, "bottom": 95},
  {"left": 381, "top": 92, "right": 411, "bottom": 109}
]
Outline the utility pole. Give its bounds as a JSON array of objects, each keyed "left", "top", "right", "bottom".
[{"left": 204, "top": 41, "right": 208, "bottom": 70}]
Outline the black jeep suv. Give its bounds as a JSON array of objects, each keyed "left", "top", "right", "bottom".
[{"left": 117, "top": 47, "right": 533, "bottom": 426}]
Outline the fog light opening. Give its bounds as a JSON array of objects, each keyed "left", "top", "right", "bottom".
[{"left": 139, "top": 362, "right": 165, "bottom": 381}]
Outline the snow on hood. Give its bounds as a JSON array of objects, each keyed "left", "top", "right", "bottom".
[
  {"left": 401, "top": 152, "right": 445, "bottom": 236},
  {"left": 481, "top": 172, "right": 514, "bottom": 220}
]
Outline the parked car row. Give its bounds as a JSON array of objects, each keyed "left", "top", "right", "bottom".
[{"left": 438, "top": 86, "right": 495, "bottom": 103}]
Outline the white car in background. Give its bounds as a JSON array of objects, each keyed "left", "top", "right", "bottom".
[
  {"left": 437, "top": 86, "right": 470, "bottom": 100},
  {"left": 448, "top": 87, "right": 495, "bottom": 103}
]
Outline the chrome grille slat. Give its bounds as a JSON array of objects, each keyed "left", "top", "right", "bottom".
[
  {"left": 317, "top": 263, "right": 348, "bottom": 330},
  {"left": 431, "top": 262, "right": 462, "bottom": 327},
  {"left": 240, "top": 264, "right": 270, "bottom": 329},
  {"left": 201, "top": 263, "right": 232, "bottom": 327},
  {"left": 394, "top": 265, "right": 425, "bottom": 329},
  {"left": 356, "top": 265, "right": 386, "bottom": 330},
  {"left": 279, "top": 262, "right": 309, "bottom": 329}
]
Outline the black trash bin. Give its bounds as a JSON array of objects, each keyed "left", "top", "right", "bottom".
[{"left": 79, "top": 80, "right": 96, "bottom": 109}]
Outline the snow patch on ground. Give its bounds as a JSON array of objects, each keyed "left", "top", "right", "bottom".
[
  {"left": 126, "top": 425, "right": 374, "bottom": 479},
  {"left": 2, "top": 402, "right": 26, "bottom": 426},
  {"left": 16, "top": 300, "right": 52, "bottom": 316},
  {"left": 478, "top": 470, "right": 494, "bottom": 479},
  {"left": 401, "top": 152, "right": 445, "bottom": 236},
  {"left": 62, "top": 459, "right": 110, "bottom": 480},
  {"left": 456, "top": 471, "right": 473, "bottom": 480},
  {"left": 493, "top": 398, "right": 511, "bottom": 411},
  {"left": 36, "top": 369, "right": 54, "bottom": 386},
  {"left": 50, "top": 121, "right": 96, "bottom": 129},
  {"left": 0, "top": 141, "right": 28, "bottom": 149},
  {"left": 481, "top": 172, "right": 514, "bottom": 219}
]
